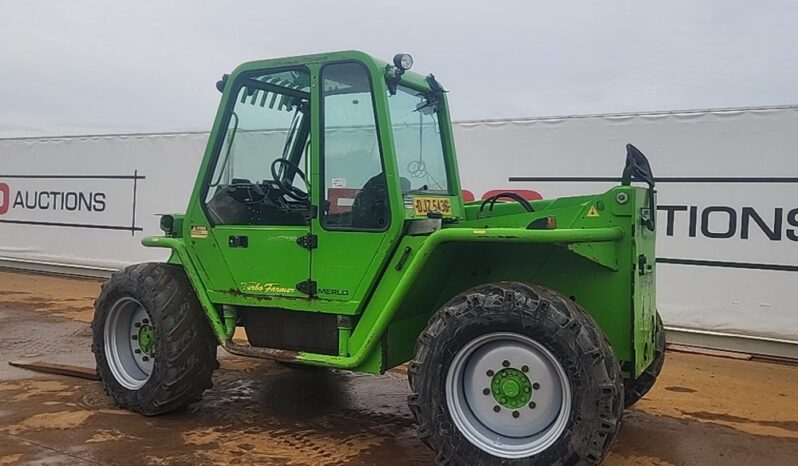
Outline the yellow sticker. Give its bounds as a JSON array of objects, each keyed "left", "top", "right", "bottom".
[
  {"left": 587, "top": 205, "right": 600, "bottom": 217},
  {"left": 190, "top": 225, "right": 208, "bottom": 238}
]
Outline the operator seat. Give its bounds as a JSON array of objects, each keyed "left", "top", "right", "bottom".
[
  {"left": 351, "top": 173, "right": 389, "bottom": 229},
  {"left": 350, "top": 175, "right": 412, "bottom": 229}
]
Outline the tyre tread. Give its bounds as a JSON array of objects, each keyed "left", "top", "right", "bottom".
[
  {"left": 92, "top": 263, "right": 218, "bottom": 416},
  {"left": 408, "top": 282, "right": 624, "bottom": 466}
]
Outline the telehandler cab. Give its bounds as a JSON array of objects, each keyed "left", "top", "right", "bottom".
[{"left": 93, "top": 51, "right": 663, "bottom": 465}]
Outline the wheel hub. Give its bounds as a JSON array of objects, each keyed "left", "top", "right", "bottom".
[
  {"left": 137, "top": 325, "right": 155, "bottom": 356},
  {"left": 491, "top": 367, "right": 532, "bottom": 409}
]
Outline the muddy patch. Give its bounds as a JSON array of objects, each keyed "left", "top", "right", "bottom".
[
  {"left": 664, "top": 386, "right": 697, "bottom": 393},
  {"left": 681, "top": 410, "right": 798, "bottom": 434},
  {"left": 183, "top": 426, "right": 382, "bottom": 465},
  {"left": 0, "top": 379, "right": 75, "bottom": 402},
  {"left": 86, "top": 428, "right": 141, "bottom": 443},
  {"left": 0, "top": 454, "right": 24, "bottom": 466},
  {"left": 4, "top": 410, "right": 94, "bottom": 435}
]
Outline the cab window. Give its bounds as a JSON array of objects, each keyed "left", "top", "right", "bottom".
[
  {"left": 204, "top": 68, "right": 311, "bottom": 226},
  {"left": 321, "top": 62, "right": 389, "bottom": 230},
  {"left": 388, "top": 84, "right": 449, "bottom": 195}
]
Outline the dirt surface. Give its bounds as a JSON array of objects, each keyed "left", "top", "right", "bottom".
[{"left": 1, "top": 269, "right": 797, "bottom": 465}]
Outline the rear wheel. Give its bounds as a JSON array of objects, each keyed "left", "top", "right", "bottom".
[
  {"left": 408, "top": 282, "right": 623, "bottom": 465},
  {"left": 624, "top": 312, "right": 665, "bottom": 408},
  {"left": 92, "top": 263, "right": 219, "bottom": 415}
]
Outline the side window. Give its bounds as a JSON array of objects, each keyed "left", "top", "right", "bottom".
[
  {"left": 321, "top": 63, "right": 388, "bottom": 230},
  {"left": 204, "top": 68, "right": 312, "bottom": 226},
  {"left": 388, "top": 85, "right": 449, "bottom": 195}
]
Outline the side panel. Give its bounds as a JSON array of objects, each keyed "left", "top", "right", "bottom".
[
  {"left": 311, "top": 232, "right": 392, "bottom": 301},
  {"left": 632, "top": 189, "right": 657, "bottom": 374},
  {"left": 376, "top": 187, "right": 650, "bottom": 376},
  {"left": 382, "top": 242, "right": 636, "bottom": 371},
  {"left": 211, "top": 225, "right": 309, "bottom": 298}
]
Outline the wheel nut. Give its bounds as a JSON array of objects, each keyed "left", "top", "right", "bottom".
[
  {"left": 134, "top": 322, "right": 141, "bottom": 328},
  {"left": 533, "top": 382, "right": 541, "bottom": 390},
  {"left": 524, "top": 387, "right": 530, "bottom": 393},
  {"left": 521, "top": 365, "right": 529, "bottom": 372},
  {"left": 486, "top": 370, "right": 494, "bottom": 377},
  {"left": 501, "top": 398, "right": 506, "bottom": 404},
  {"left": 512, "top": 411, "right": 520, "bottom": 418},
  {"left": 529, "top": 401, "right": 536, "bottom": 409},
  {"left": 134, "top": 349, "right": 141, "bottom": 354},
  {"left": 483, "top": 388, "right": 490, "bottom": 395},
  {"left": 142, "top": 319, "right": 149, "bottom": 324},
  {"left": 502, "top": 360, "right": 510, "bottom": 367},
  {"left": 142, "top": 356, "right": 149, "bottom": 362},
  {"left": 493, "top": 405, "right": 501, "bottom": 413},
  {"left": 131, "top": 335, "right": 137, "bottom": 340}
]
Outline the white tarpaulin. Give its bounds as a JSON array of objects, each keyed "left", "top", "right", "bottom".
[
  {"left": 0, "top": 133, "right": 207, "bottom": 268},
  {"left": 454, "top": 106, "right": 798, "bottom": 348},
  {"left": 1, "top": 106, "right": 796, "bottom": 347}
]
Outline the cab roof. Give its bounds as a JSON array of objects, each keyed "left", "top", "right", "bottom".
[{"left": 231, "top": 50, "right": 433, "bottom": 92}]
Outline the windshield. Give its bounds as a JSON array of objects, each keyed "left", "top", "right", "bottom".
[
  {"left": 204, "top": 68, "right": 312, "bottom": 226},
  {"left": 209, "top": 69, "right": 310, "bottom": 190},
  {"left": 387, "top": 85, "right": 449, "bottom": 195}
]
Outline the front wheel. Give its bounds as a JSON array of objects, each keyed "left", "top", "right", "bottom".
[
  {"left": 92, "top": 263, "right": 219, "bottom": 415},
  {"left": 408, "top": 283, "right": 623, "bottom": 465}
]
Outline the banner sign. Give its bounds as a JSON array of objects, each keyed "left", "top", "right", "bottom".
[
  {"left": 454, "top": 107, "right": 798, "bottom": 342},
  {"left": 0, "top": 133, "right": 207, "bottom": 269},
  {"left": 0, "top": 173, "right": 143, "bottom": 233}
]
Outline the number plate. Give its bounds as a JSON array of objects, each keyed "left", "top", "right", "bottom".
[{"left": 412, "top": 197, "right": 453, "bottom": 216}]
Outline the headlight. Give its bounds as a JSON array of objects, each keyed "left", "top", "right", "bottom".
[
  {"left": 393, "top": 53, "right": 413, "bottom": 71},
  {"left": 160, "top": 215, "right": 174, "bottom": 235}
]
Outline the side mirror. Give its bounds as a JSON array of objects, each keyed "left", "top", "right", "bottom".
[{"left": 621, "top": 144, "right": 654, "bottom": 188}]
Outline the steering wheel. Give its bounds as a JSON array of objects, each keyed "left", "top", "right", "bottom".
[{"left": 270, "top": 158, "right": 309, "bottom": 202}]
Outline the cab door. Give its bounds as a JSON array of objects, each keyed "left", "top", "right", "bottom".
[
  {"left": 309, "top": 61, "right": 400, "bottom": 310},
  {"left": 190, "top": 67, "right": 313, "bottom": 299}
]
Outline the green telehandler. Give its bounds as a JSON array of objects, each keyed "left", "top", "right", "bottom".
[{"left": 92, "top": 51, "right": 664, "bottom": 465}]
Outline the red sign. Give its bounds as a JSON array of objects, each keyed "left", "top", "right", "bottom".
[
  {"left": 327, "top": 187, "right": 360, "bottom": 214},
  {"left": 0, "top": 183, "right": 9, "bottom": 215}
]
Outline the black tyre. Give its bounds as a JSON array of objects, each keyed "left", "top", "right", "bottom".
[
  {"left": 92, "top": 263, "right": 219, "bottom": 415},
  {"left": 408, "top": 282, "right": 623, "bottom": 465},
  {"left": 623, "top": 312, "right": 665, "bottom": 408}
]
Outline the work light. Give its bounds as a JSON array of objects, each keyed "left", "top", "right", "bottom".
[
  {"left": 394, "top": 53, "right": 413, "bottom": 71},
  {"left": 160, "top": 215, "right": 174, "bottom": 236}
]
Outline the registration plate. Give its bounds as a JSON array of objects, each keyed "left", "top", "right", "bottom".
[{"left": 413, "top": 197, "right": 453, "bottom": 216}]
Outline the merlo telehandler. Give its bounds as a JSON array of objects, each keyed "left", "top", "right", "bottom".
[{"left": 93, "top": 51, "right": 663, "bottom": 465}]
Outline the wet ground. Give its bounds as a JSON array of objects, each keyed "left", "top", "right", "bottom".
[{"left": 0, "top": 270, "right": 797, "bottom": 465}]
